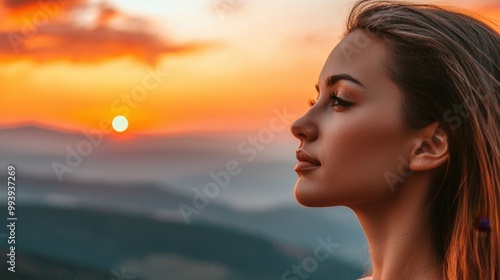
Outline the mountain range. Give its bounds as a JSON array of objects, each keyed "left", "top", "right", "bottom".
[{"left": 0, "top": 125, "right": 371, "bottom": 279}]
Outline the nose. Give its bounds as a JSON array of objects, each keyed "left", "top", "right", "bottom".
[{"left": 290, "top": 109, "right": 319, "bottom": 143}]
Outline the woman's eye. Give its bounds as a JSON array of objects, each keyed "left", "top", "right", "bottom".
[
  {"left": 330, "top": 93, "right": 353, "bottom": 108},
  {"left": 307, "top": 93, "right": 353, "bottom": 108}
]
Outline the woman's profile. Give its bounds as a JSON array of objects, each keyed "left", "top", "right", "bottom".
[{"left": 290, "top": 1, "right": 499, "bottom": 279}]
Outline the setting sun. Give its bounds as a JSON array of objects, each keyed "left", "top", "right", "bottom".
[{"left": 112, "top": 116, "right": 128, "bottom": 132}]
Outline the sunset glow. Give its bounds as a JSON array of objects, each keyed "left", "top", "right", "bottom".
[
  {"left": 0, "top": 0, "right": 498, "bottom": 136},
  {"left": 2, "top": 2, "right": 499, "bottom": 278}
]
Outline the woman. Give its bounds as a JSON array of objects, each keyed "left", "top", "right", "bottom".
[{"left": 290, "top": 1, "right": 499, "bottom": 279}]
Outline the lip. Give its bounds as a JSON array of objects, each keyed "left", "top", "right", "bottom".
[{"left": 295, "top": 150, "right": 321, "bottom": 172}]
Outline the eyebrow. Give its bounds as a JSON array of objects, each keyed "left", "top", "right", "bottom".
[{"left": 315, "top": 73, "right": 365, "bottom": 92}]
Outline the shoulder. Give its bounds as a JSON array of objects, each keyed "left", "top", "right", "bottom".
[{"left": 358, "top": 277, "right": 372, "bottom": 280}]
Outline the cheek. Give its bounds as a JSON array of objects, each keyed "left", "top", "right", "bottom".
[{"left": 318, "top": 108, "right": 407, "bottom": 203}]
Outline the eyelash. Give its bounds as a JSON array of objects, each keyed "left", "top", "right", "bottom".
[{"left": 308, "top": 92, "right": 353, "bottom": 108}]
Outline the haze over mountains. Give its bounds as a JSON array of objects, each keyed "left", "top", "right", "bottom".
[
  {"left": 0, "top": 125, "right": 370, "bottom": 279},
  {"left": 0, "top": 125, "right": 297, "bottom": 209}
]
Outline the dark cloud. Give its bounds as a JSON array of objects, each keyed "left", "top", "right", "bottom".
[
  {"left": 0, "top": 0, "right": 215, "bottom": 64},
  {"left": 1, "top": 0, "right": 85, "bottom": 16},
  {"left": 95, "top": 3, "right": 119, "bottom": 26},
  {"left": 4, "top": 0, "right": 42, "bottom": 9}
]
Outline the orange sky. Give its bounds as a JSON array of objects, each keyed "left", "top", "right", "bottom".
[{"left": 1, "top": 0, "right": 498, "bottom": 136}]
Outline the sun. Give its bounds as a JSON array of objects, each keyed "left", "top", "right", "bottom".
[{"left": 112, "top": 116, "right": 128, "bottom": 133}]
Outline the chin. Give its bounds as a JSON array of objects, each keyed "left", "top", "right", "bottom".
[
  {"left": 294, "top": 183, "right": 334, "bottom": 207},
  {"left": 294, "top": 180, "right": 361, "bottom": 207}
]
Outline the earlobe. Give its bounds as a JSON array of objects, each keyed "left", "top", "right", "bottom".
[{"left": 409, "top": 123, "right": 449, "bottom": 171}]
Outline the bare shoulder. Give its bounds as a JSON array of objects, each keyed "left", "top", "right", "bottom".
[{"left": 358, "top": 277, "right": 372, "bottom": 280}]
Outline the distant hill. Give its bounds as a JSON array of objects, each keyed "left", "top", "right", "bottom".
[
  {"left": 0, "top": 205, "right": 365, "bottom": 280},
  {"left": 0, "top": 125, "right": 371, "bottom": 279},
  {"left": 2, "top": 174, "right": 370, "bottom": 266},
  {"left": 0, "top": 173, "right": 370, "bottom": 268}
]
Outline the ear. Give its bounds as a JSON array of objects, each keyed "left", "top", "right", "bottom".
[{"left": 409, "top": 122, "right": 449, "bottom": 171}]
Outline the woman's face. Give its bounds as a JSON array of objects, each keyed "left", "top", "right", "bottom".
[{"left": 291, "top": 29, "right": 417, "bottom": 207}]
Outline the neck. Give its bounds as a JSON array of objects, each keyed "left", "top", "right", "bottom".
[{"left": 350, "top": 173, "right": 443, "bottom": 280}]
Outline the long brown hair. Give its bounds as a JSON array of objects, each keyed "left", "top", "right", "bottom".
[{"left": 345, "top": 1, "right": 500, "bottom": 279}]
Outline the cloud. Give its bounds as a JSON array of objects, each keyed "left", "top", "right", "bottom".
[
  {"left": 4, "top": 0, "right": 47, "bottom": 10},
  {"left": 94, "top": 2, "right": 118, "bottom": 26},
  {"left": 0, "top": 25, "right": 212, "bottom": 64},
  {"left": 1, "top": 0, "right": 85, "bottom": 19},
  {"left": 0, "top": 0, "right": 215, "bottom": 64}
]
